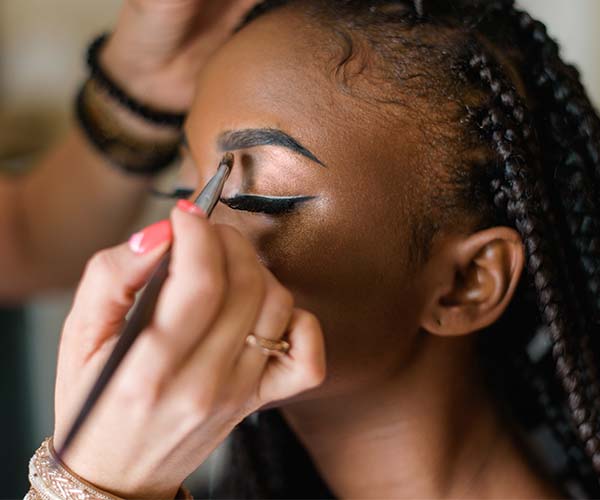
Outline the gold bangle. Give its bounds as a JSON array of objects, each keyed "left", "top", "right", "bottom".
[{"left": 27, "top": 437, "right": 193, "bottom": 500}]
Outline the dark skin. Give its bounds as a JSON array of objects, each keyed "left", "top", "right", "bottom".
[
  {"left": 183, "top": 7, "right": 560, "bottom": 499},
  {"left": 49, "top": 6, "right": 563, "bottom": 500}
]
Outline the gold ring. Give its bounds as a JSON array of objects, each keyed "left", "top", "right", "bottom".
[{"left": 245, "top": 334, "right": 290, "bottom": 357}]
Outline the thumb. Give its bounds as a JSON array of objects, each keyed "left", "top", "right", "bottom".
[{"left": 62, "top": 220, "right": 172, "bottom": 361}]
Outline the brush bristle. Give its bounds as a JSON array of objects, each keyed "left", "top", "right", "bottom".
[{"left": 220, "top": 152, "right": 235, "bottom": 169}]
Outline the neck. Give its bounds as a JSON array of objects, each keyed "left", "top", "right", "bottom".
[{"left": 281, "top": 334, "right": 555, "bottom": 499}]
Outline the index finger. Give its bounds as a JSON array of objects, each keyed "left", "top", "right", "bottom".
[{"left": 119, "top": 206, "right": 227, "bottom": 391}]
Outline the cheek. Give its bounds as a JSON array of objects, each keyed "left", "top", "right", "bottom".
[{"left": 242, "top": 198, "right": 425, "bottom": 394}]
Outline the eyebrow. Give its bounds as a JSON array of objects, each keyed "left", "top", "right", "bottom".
[{"left": 216, "top": 128, "right": 326, "bottom": 167}]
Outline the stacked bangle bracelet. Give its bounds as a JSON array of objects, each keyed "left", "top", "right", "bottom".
[
  {"left": 26, "top": 438, "right": 194, "bottom": 500},
  {"left": 76, "top": 33, "right": 185, "bottom": 176},
  {"left": 86, "top": 33, "right": 185, "bottom": 128}
]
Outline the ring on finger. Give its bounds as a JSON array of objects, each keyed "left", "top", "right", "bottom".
[{"left": 245, "top": 334, "right": 290, "bottom": 357}]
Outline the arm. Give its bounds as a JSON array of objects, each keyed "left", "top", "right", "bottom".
[
  {"left": 0, "top": 0, "right": 258, "bottom": 302},
  {"left": 0, "top": 127, "right": 151, "bottom": 301},
  {"left": 41, "top": 209, "right": 325, "bottom": 499}
]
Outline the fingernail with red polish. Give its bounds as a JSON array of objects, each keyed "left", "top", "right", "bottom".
[
  {"left": 176, "top": 199, "right": 206, "bottom": 217},
  {"left": 129, "top": 220, "right": 172, "bottom": 254}
]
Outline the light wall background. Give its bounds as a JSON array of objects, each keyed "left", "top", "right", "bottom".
[
  {"left": 0, "top": 0, "right": 598, "bottom": 493},
  {"left": 524, "top": 0, "right": 600, "bottom": 106}
]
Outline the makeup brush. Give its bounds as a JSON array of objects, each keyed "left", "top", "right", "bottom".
[{"left": 55, "top": 153, "right": 234, "bottom": 460}]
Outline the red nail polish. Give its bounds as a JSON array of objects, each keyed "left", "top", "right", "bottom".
[
  {"left": 129, "top": 220, "right": 172, "bottom": 254},
  {"left": 176, "top": 199, "right": 206, "bottom": 217}
]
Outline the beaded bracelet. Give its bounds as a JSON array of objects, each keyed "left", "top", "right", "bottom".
[
  {"left": 86, "top": 33, "right": 186, "bottom": 128},
  {"left": 75, "top": 79, "right": 182, "bottom": 176}
]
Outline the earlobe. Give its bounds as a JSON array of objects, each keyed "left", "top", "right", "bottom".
[{"left": 420, "top": 227, "right": 525, "bottom": 337}]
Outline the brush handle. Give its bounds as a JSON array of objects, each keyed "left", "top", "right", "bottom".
[
  {"left": 56, "top": 249, "right": 171, "bottom": 459},
  {"left": 56, "top": 154, "right": 233, "bottom": 461}
]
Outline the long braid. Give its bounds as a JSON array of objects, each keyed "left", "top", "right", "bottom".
[
  {"left": 461, "top": 42, "right": 597, "bottom": 489},
  {"left": 506, "top": 6, "right": 600, "bottom": 467},
  {"left": 447, "top": 0, "right": 600, "bottom": 484},
  {"left": 508, "top": 9, "right": 600, "bottom": 409},
  {"left": 218, "top": 2, "right": 600, "bottom": 498},
  {"left": 464, "top": 37, "right": 600, "bottom": 481},
  {"left": 515, "top": 12, "right": 600, "bottom": 192}
]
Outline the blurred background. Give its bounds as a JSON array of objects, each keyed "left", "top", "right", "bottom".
[{"left": 0, "top": 0, "right": 599, "bottom": 498}]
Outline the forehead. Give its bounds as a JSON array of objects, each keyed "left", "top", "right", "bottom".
[
  {"left": 184, "top": 7, "right": 444, "bottom": 275},
  {"left": 187, "top": 9, "right": 399, "bottom": 163},
  {"left": 186, "top": 8, "right": 428, "bottom": 196},
  {"left": 187, "top": 11, "right": 329, "bottom": 154}
]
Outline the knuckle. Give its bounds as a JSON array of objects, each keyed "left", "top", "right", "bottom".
[
  {"left": 85, "top": 249, "right": 117, "bottom": 279},
  {"left": 232, "top": 262, "right": 264, "bottom": 296},
  {"left": 113, "top": 336, "right": 172, "bottom": 408},
  {"left": 62, "top": 310, "right": 81, "bottom": 336},
  {"left": 265, "top": 288, "right": 294, "bottom": 326},
  {"left": 189, "top": 265, "right": 226, "bottom": 303},
  {"left": 220, "top": 396, "right": 243, "bottom": 419},
  {"left": 312, "top": 360, "right": 328, "bottom": 387},
  {"left": 113, "top": 372, "right": 164, "bottom": 410},
  {"left": 272, "top": 287, "right": 294, "bottom": 312},
  {"left": 303, "top": 359, "right": 327, "bottom": 389},
  {"left": 221, "top": 385, "right": 255, "bottom": 421},
  {"left": 297, "top": 310, "right": 321, "bottom": 332},
  {"left": 296, "top": 311, "right": 326, "bottom": 387},
  {"left": 186, "top": 389, "right": 217, "bottom": 423},
  {"left": 61, "top": 312, "right": 95, "bottom": 351}
]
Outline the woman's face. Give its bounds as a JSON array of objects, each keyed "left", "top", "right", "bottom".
[{"left": 184, "top": 8, "right": 438, "bottom": 399}]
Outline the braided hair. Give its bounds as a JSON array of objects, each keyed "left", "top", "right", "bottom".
[{"left": 212, "top": 1, "right": 600, "bottom": 497}]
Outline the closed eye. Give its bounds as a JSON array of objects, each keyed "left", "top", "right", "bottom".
[
  {"left": 150, "top": 188, "right": 315, "bottom": 215},
  {"left": 220, "top": 194, "right": 316, "bottom": 215}
]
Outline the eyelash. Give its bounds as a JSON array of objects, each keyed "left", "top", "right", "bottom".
[
  {"left": 220, "top": 195, "right": 313, "bottom": 215},
  {"left": 150, "top": 189, "right": 312, "bottom": 215}
]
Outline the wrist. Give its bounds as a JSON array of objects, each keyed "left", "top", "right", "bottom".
[
  {"left": 87, "top": 79, "right": 181, "bottom": 143},
  {"left": 75, "top": 78, "right": 182, "bottom": 175},
  {"left": 28, "top": 438, "right": 192, "bottom": 500},
  {"left": 100, "top": 34, "right": 190, "bottom": 113},
  {"left": 74, "top": 32, "right": 187, "bottom": 175}
]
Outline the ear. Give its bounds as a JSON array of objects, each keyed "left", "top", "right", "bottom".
[{"left": 419, "top": 227, "right": 525, "bottom": 337}]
